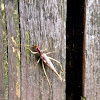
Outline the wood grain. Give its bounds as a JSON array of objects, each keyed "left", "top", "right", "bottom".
[
  {"left": 5, "top": 0, "right": 20, "bottom": 100},
  {"left": 85, "top": 0, "right": 100, "bottom": 100},
  {"left": 0, "top": 0, "right": 4, "bottom": 99},
  {"left": 19, "top": 0, "right": 66, "bottom": 100},
  {"left": 0, "top": 0, "right": 66, "bottom": 99}
]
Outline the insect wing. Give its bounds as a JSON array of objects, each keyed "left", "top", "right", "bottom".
[{"left": 41, "top": 53, "right": 62, "bottom": 81}]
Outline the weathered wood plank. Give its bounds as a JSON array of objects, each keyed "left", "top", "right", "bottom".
[
  {"left": 1, "top": 0, "right": 8, "bottom": 99},
  {"left": 5, "top": 0, "right": 20, "bottom": 100},
  {"left": 19, "top": 0, "right": 66, "bottom": 100},
  {"left": 85, "top": 0, "right": 100, "bottom": 100},
  {"left": 19, "top": 1, "right": 29, "bottom": 99},
  {"left": 0, "top": 0, "right": 4, "bottom": 99}
]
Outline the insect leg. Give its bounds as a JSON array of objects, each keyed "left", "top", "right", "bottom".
[
  {"left": 42, "top": 60, "right": 52, "bottom": 88},
  {"left": 33, "top": 58, "right": 41, "bottom": 69},
  {"left": 41, "top": 48, "right": 47, "bottom": 52},
  {"left": 40, "top": 43, "right": 47, "bottom": 51},
  {"left": 45, "top": 51, "right": 55, "bottom": 54},
  {"left": 26, "top": 48, "right": 38, "bottom": 54}
]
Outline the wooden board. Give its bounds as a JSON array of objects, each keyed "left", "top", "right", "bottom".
[
  {"left": 0, "top": 0, "right": 66, "bottom": 99},
  {"left": 5, "top": 0, "right": 20, "bottom": 100},
  {"left": 85, "top": 0, "right": 100, "bottom": 100},
  {"left": 0, "top": 0, "right": 4, "bottom": 99},
  {"left": 19, "top": 0, "right": 66, "bottom": 100}
]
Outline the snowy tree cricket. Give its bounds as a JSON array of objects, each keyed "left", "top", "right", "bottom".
[
  {"left": 11, "top": 36, "right": 64, "bottom": 88},
  {"left": 28, "top": 44, "right": 64, "bottom": 88},
  {"left": 33, "top": 45, "right": 63, "bottom": 80}
]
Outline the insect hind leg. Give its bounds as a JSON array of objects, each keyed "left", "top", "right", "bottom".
[
  {"left": 42, "top": 61, "right": 52, "bottom": 88},
  {"left": 47, "top": 57, "right": 63, "bottom": 76}
]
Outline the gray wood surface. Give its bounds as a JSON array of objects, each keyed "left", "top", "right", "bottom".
[
  {"left": 0, "top": 0, "right": 4, "bottom": 99},
  {"left": 85, "top": 0, "right": 100, "bottom": 100},
  {"left": 5, "top": 1, "right": 20, "bottom": 100},
  {"left": 0, "top": 0, "right": 66, "bottom": 99},
  {"left": 19, "top": 0, "right": 66, "bottom": 100}
]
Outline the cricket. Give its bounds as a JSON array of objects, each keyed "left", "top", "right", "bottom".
[{"left": 11, "top": 36, "right": 63, "bottom": 88}]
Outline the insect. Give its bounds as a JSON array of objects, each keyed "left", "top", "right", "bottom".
[
  {"left": 33, "top": 45, "right": 63, "bottom": 81},
  {"left": 11, "top": 36, "right": 63, "bottom": 88},
  {"left": 29, "top": 44, "right": 63, "bottom": 88}
]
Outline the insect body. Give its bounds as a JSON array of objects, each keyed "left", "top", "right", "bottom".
[{"left": 34, "top": 45, "right": 62, "bottom": 81}]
